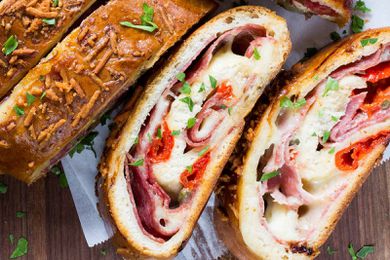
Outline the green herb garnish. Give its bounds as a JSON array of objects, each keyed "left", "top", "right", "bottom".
[
  {"left": 185, "top": 165, "right": 193, "bottom": 174},
  {"left": 198, "top": 82, "right": 206, "bottom": 93},
  {"left": 171, "top": 130, "right": 180, "bottom": 136},
  {"left": 209, "top": 75, "right": 217, "bottom": 89},
  {"left": 187, "top": 117, "right": 196, "bottom": 129},
  {"left": 356, "top": 245, "right": 374, "bottom": 258},
  {"left": 180, "top": 97, "right": 194, "bottom": 112},
  {"left": 323, "top": 77, "right": 339, "bottom": 97},
  {"left": 179, "top": 82, "right": 191, "bottom": 95},
  {"left": 228, "top": 107, "right": 232, "bottom": 115},
  {"left": 42, "top": 18, "right": 56, "bottom": 25},
  {"left": 156, "top": 127, "right": 162, "bottom": 139},
  {"left": 120, "top": 3, "right": 158, "bottom": 32},
  {"left": 40, "top": 91, "right": 46, "bottom": 100},
  {"left": 253, "top": 47, "right": 261, "bottom": 60},
  {"left": 129, "top": 159, "right": 144, "bottom": 167},
  {"left": 50, "top": 164, "right": 68, "bottom": 188},
  {"left": 69, "top": 131, "right": 98, "bottom": 158},
  {"left": 100, "top": 249, "right": 107, "bottom": 256},
  {"left": 2, "top": 35, "right": 18, "bottom": 56},
  {"left": 354, "top": 0, "right": 371, "bottom": 13},
  {"left": 280, "top": 96, "right": 306, "bottom": 109},
  {"left": 327, "top": 245, "right": 337, "bottom": 255},
  {"left": 0, "top": 182, "right": 8, "bottom": 194},
  {"left": 26, "top": 92, "right": 36, "bottom": 106},
  {"left": 351, "top": 15, "right": 364, "bottom": 34},
  {"left": 10, "top": 237, "right": 28, "bottom": 259},
  {"left": 322, "top": 130, "right": 331, "bottom": 143},
  {"left": 176, "top": 72, "right": 185, "bottom": 82},
  {"left": 198, "top": 145, "right": 209, "bottom": 156},
  {"left": 133, "top": 137, "right": 139, "bottom": 144},
  {"left": 9, "top": 234, "right": 14, "bottom": 244},
  {"left": 14, "top": 106, "right": 24, "bottom": 116},
  {"left": 16, "top": 211, "right": 26, "bottom": 218},
  {"left": 360, "top": 38, "right": 378, "bottom": 47},
  {"left": 52, "top": 0, "right": 59, "bottom": 7},
  {"left": 328, "top": 147, "right": 335, "bottom": 154},
  {"left": 330, "top": 31, "right": 341, "bottom": 42},
  {"left": 260, "top": 170, "right": 280, "bottom": 182},
  {"left": 331, "top": 115, "right": 340, "bottom": 122}
]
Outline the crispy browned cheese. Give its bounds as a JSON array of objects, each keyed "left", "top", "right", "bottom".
[{"left": 0, "top": 0, "right": 215, "bottom": 183}]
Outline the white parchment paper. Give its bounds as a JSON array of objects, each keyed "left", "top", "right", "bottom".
[{"left": 61, "top": 0, "right": 390, "bottom": 254}]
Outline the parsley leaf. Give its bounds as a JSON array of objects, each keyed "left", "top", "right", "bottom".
[
  {"left": 323, "top": 77, "right": 339, "bottom": 97},
  {"left": 327, "top": 245, "right": 337, "bottom": 255},
  {"left": 40, "top": 91, "right": 46, "bottom": 100},
  {"left": 52, "top": 0, "right": 59, "bottom": 7},
  {"left": 10, "top": 237, "right": 28, "bottom": 259},
  {"left": 260, "top": 170, "right": 280, "bottom": 181},
  {"left": 187, "top": 117, "right": 196, "bottom": 129},
  {"left": 50, "top": 164, "right": 68, "bottom": 188},
  {"left": 42, "top": 18, "right": 56, "bottom": 25},
  {"left": 179, "top": 82, "right": 191, "bottom": 95},
  {"left": 100, "top": 111, "right": 111, "bottom": 125},
  {"left": 330, "top": 31, "right": 341, "bottom": 42},
  {"left": 209, "top": 75, "right": 217, "bottom": 89},
  {"left": 26, "top": 92, "right": 36, "bottom": 106},
  {"left": 156, "top": 127, "right": 162, "bottom": 139},
  {"left": 16, "top": 211, "right": 26, "bottom": 218},
  {"left": 120, "top": 3, "right": 158, "bottom": 32},
  {"left": 69, "top": 131, "right": 99, "bottom": 158},
  {"left": 100, "top": 248, "right": 107, "bottom": 256},
  {"left": 331, "top": 115, "right": 340, "bottom": 122},
  {"left": 2, "top": 35, "right": 18, "bottom": 56},
  {"left": 351, "top": 15, "right": 364, "bottom": 34},
  {"left": 253, "top": 47, "right": 261, "bottom": 60},
  {"left": 360, "top": 38, "right": 378, "bottom": 47},
  {"left": 171, "top": 130, "right": 180, "bottom": 136},
  {"left": 180, "top": 97, "right": 194, "bottom": 112},
  {"left": 0, "top": 182, "right": 8, "bottom": 194},
  {"left": 9, "top": 234, "right": 14, "bottom": 244},
  {"left": 322, "top": 130, "right": 331, "bottom": 143},
  {"left": 198, "top": 82, "right": 206, "bottom": 93},
  {"left": 348, "top": 243, "right": 358, "bottom": 260},
  {"left": 280, "top": 96, "right": 306, "bottom": 109},
  {"left": 356, "top": 245, "right": 374, "bottom": 258},
  {"left": 186, "top": 165, "right": 193, "bottom": 174},
  {"left": 129, "top": 159, "right": 144, "bottom": 167},
  {"left": 14, "top": 106, "right": 24, "bottom": 116},
  {"left": 328, "top": 147, "right": 336, "bottom": 154},
  {"left": 354, "top": 0, "right": 371, "bottom": 13},
  {"left": 198, "top": 145, "right": 209, "bottom": 156},
  {"left": 228, "top": 107, "right": 232, "bottom": 115},
  {"left": 176, "top": 72, "right": 185, "bottom": 82}
]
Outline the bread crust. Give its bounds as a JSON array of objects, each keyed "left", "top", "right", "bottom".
[
  {"left": 0, "top": 0, "right": 214, "bottom": 183},
  {"left": 99, "top": 6, "right": 291, "bottom": 259},
  {"left": 217, "top": 27, "right": 390, "bottom": 259}
]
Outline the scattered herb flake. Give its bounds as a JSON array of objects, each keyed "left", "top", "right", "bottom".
[
  {"left": 348, "top": 243, "right": 358, "bottom": 260},
  {"left": 26, "top": 92, "right": 36, "bottom": 106},
  {"left": 356, "top": 245, "right": 374, "bottom": 258},
  {"left": 147, "top": 133, "right": 152, "bottom": 142},
  {"left": 289, "top": 139, "right": 300, "bottom": 146},
  {"left": 100, "top": 111, "right": 111, "bottom": 125},
  {"left": 134, "top": 137, "right": 139, "bottom": 144},
  {"left": 52, "top": 0, "right": 59, "bottom": 7},
  {"left": 100, "top": 248, "right": 107, "bottom": 256},
  {"left": 313, "top": 75, "right": 319, "bottom": 81},
  {"left": 311, "top": 132, "right": 317, "bottom": 137},
  {"left": 40, "top": 91, "right": 46, "bottom": 100},
  {"left": 198, "top": 145, "right": 209, "bottom": 156},
  {"left": 42, "top": 18, "right": 56, "bottom": 25},
  {"left": 9, "top": 234, "right": 14, "bottom": 244},
  {"left": 129, "top": 159, "right": 144, "bottom": 167},
  {"left": 228, "top": 107, "right": 232, "bottom": 115},
  {"left": 59, "top": 172, "right": 68, "bottom": 188},
  {"left": 69, "top": 131, "right": 99, "bottom": 158},
  {"left": 39, "top": 75, "right": 45, "bottom": 82},
  {"left": 2, "top": 35, "right": 18, "bottom": 56},
  {"left": 179, "top": 82, "right": 191, "bottom": 95},
  {"left": 328, "top": 147, "right": 336, "bottom": 154},
  {"left": 260, "top": 170, "right": 280, "bottom": 182},
  {"left": 327, "top": 245, "right": 337, "bottom": 255},
  {"left": 176, "top": 72, "right": 185, "bottom": 82},
  {"left": 253, "top": 47, "right": 261, "bottom": 60},
  {"left": 187, "top": 117, "right": 196, "bottom": 129},
  {"left": 198, "top": 82, "right": 206, "bottom": 93},
  {"left": 354, "top": 0, "right": 371, "bottom": 13},
  {"left": 16, "top": 211, "right": 26, "bottom": 218},
  {"left": 0, "top": 182, "right": 7, "bottom": 194},
  {"left": 120, "top": 3, "right": 158, "bottom": 32},
  {"left": 351, "top": 15, "right": 364, "bottom": 34},
  {"left": 156, "top": 127, "right": 162, "bottom": 139},
  {"left": 50, "top": 165, "right": 62, "bottom": 176},
  {"left": 280, "top": 96, "right": 306, "bottom": 109},
  {"left": 360, "top": 38, "right": 378, "bottom": 47},
  {"left": 14, "top": 106, "right": 24, "bottom": 116},
  {"left": 322, "top": 130, "right": 331, "bottom": 143},
  {"left": 330, "top": 31, "right": 341, "bottom": 42},
  {"left": 323, "top": 77, "right": 339, "bottom": 97},
  {"left": 209, "top": 75, "right": 217, "bottom": 89},
  {"left": 171, "top": 130, "right": 180, "bottom": 136},
  {"left": 10, "top": 237, "right": 28, "bottom": 259},
  {"left": 180, "top": 96, "right": 194, "bottom": 112},
  {"left": 331, "top": 115, "right": 340, "bottom": 122}
]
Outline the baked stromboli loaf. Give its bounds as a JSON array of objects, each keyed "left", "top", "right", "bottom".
[
  {"left": 0, "top": 0, "right": 214, "bottom": 183},
  {"left": 98, "top": 6, "right": 291, "bottom": 259},
  {"left": 0, "top": 0, "right": 98, "bottom": 98},
  {"left": 276, "top": 0, "right": 351, "bottom": 26},
  {"left": 216, "top": 27, "right": 390, "bottom": 259}
]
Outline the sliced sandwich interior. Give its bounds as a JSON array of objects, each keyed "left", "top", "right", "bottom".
[
  {"left": 99, "top": 6, "right": 291, "bottom": 258},
  {"left": 220, "top": 28, "right": 389, "bottom": 259},
  {"left": 276, "top": 0, "right": 352, "bottom": 26}
]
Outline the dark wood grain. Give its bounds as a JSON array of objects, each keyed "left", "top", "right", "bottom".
[{"left": 0, "top": 162, "right": 389, "bottom": 260}]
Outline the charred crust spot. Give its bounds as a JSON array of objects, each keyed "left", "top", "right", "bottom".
[
  {"left": 225, "top": 16, "right": 234, "bottom": 24},
  {"left": 290, "top": 244, "right": 314, "bottom": 256}
]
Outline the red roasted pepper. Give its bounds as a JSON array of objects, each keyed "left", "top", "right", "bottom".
[
  {"left": 147, "top": 121, "right": 174, "bottom": 163},
  {"left": 180, "top": 151, "right": 211, "bottom": 189}
]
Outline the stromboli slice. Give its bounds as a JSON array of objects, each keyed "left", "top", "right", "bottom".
[
  {"left": 0, "top": 0, "right": 214, "bottom": 183},
  {"left": 0, "top": 0, "right": 98, "bottom": 98},
  {"left": 98, "top": 6, "right": 291, "bottom": 259},
  {"left": 276, "top": 0, "right": 352, "bottom": 26},
  {"left": 216, "top": 27, "right": 390, "bottom": 259}
]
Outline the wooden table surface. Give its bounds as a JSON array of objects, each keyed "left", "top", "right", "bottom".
[{"left": 0, "top": 161, "right": 389, "bottom": 260}]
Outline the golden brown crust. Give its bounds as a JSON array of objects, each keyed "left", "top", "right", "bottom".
[
  {"left": 0, "top": 0, "right": 215, "bottom": 184},
  {"left": 219, "top": 27, "right": 390, "bottom": 259},
  {"left": 0, "top": 0, "right": 97, "bottom": 98}
]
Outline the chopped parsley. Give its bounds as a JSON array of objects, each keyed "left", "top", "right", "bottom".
[
  {"left": 289, "top": 139, "right": 300, "bottom": 146},
  {"left": 176, "top": 72, "right": 186, "bottom": 82},
  {"left": 2, "top": 35, "right": 18, "bottom": 56},
  {"left": 185, "top": 165, "right": 193, "bottom": 174},
  {"left": 147, "top": 133, "right": 152, "bottom": 142},
  {"left": 209, "top": 75, "right": 217, "bottom": 89},
  {"left": 260, "top": 170, "right": 280, "bottom": 182},
  {"left": 100, "top": 111, "right": 111, "bottom": 125},
  {"left": 39, "top": 75, "right": 45, "bottom": 82},
  {"left": 311, "top": 132, "right": 317, "bottom": 137},
  {"left": 52, "top": 0, "right": 59, "bottom": 7},
  {"left": 129, "top": 159, "right": 144, "bottom": 167},
  {"left": 69, "top": 131, "right": 99, "bottom": 158},
  {"left": 381, "top": 100, "right": 390, "bottom": 110},
  {"left": 323, "top": 77, "right": 339, "bottom": 97},
  {"left": 16, "top": 211, "right": 26, "bottom": 218},
  {"left": 348, "top": 243, "right": 374, "bottom": 259},
  {"left": 253, "top": 47, "right": 261, "bottom": 60},
  {"left": 313, "top": 75, "right": 319, "bottom": 81},
  {"left": 187, "top": 117, "right": 196, "bottom": 129},
  {"left": 26, "top": 92, "right": 36, "bottom": 106},
  {"left": 360, "top": 38, "right": 378, "bottom": 47},
  {"left": 120, "top": 3, "right": 158, "bottom": 32},
  {"left": 326, "top": 245, "right": 337, "bottom": 255},
  {"left": 179, "top": 82, "right": 191, "bottom": 95},
  {"left": 9, "top": 234, "right": 14, "bottom": 244},
  {"left": 351, "top": 15, "right": 364, "bottom": 34},
  {"left": 354, "top": 0, "right": 371, "bottom": 13},
  {"left": 198, "top": 145, "right": 209, "bottom": 156},
  {"left": 228, "top": 107, "right": 232, "bottom": 115},
  {"left": 330, "top": 31, "right": 341, "bottom": 42},
  {"left": 10, "top": 237, "right": 28, "bottom": 259},
  {"left": 328, "top": 147, "right": 335, "bottom": 154},
  {"left": 42, "top": 18, "right": 56, "bottom": 25},
  {"left": 198, "top": 82, "right": 206, "bottom": 93},
  {"left": 171, "top": 130, "right": 180, "bottom": 136},
  {"left": 100, "top": 248, "right": 107, "bottom": 256},
  {"left": 14, "top": 106, "right": 24, "bottom": 116},
  {"left": 322, "top": 130, "right": 331, "bottom": 143},
  {"left": 180, "top": 96, "right": 194, "bottom": 112},
  {"left": 133, "top": 137, "right": 139, "bottom": 144},
  {"left": 280, "top": 96, "right": 306, "bottom": 110},
  {"left": 331, "top": 115, "right": 340, "bottom": 122},
  {"left": 50, "top": 164, "right": 68, "bottom": 188},
  {"left": 156, "top": 127, "right": 162, "bottom": 139},
  {"left": 40, "top": 91, "right": 46, "bottom": 100},
  {"left": 0, "top": 182, "right": 8, "bottom": 194}
]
